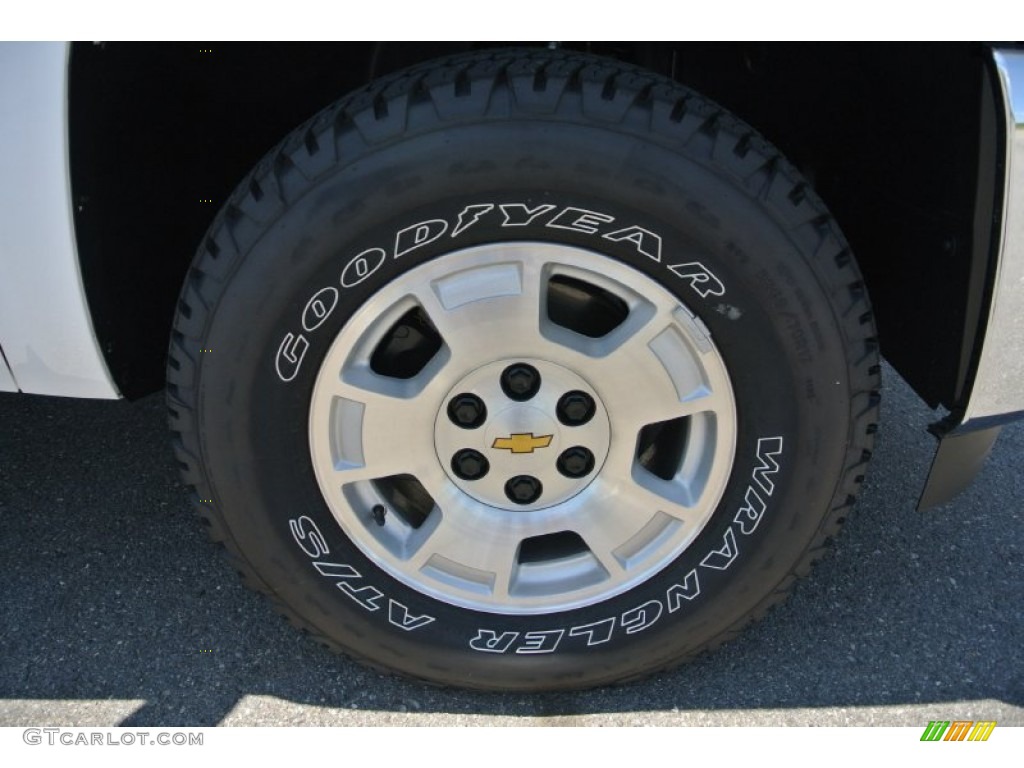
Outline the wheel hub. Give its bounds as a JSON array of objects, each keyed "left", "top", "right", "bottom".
[{"left": 435, "top": 359, "right": 610, "bottom": 511}]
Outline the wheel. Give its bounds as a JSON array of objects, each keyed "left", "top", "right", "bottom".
[{"left": 167, "top": 48, "right": 880, "bottom": 690}]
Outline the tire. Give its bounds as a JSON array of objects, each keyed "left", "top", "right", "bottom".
[{"left": 167, "top": 48, "right": 880, "bottom": 690}]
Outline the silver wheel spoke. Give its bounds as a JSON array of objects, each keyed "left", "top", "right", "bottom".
[
  {"left": 485, "top": 537, "right": 522, "bottom": 601},
  {"left": 318, "top": 373, "right": 439, "bottom": 482},
  {"left": 404, "top": 511, "right": 462, "bottom": 571},
  {"left": 568, "top": 497, "right": 638, "bottom": 578},
  {"left": 409, "top": 256, "right": 570, "bottom": 368},
  {"left": 577, "top": 462, "right": 696, "bottom": 577},
  {"left": 591, "top": 311, "right": 728, "bottom": 432},
  {"left": 405, "top": 507, "right": 524, "bottom": 600},
  {"left": 598, "top": 448, "right": 694, "bottom": 517}
]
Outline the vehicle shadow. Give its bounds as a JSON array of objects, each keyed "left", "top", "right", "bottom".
[{"left": 0, "top": 364, "right": 1020, "bottom": 726}]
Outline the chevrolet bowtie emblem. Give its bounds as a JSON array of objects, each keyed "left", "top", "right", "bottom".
[{"left": 492, "top": 433, "right": 554, "bottom": 454}]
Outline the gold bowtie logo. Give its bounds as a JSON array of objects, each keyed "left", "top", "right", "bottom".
[{"left": 492, "top": 433, "right": 554, "bottom": 454}]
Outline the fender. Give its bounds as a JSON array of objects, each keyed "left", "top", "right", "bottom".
[{"left": 0, "top": 43, "right": 118, "bottom": 398}]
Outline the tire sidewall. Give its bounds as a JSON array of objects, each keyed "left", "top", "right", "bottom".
[{"left": 197, "top": 119, "right": 853, "bottom": 687}]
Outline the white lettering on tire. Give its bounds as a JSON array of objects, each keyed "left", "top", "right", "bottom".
[
  {"left": 394, "top": 219, "right": 448, "bottom": 259},
  {"left": 289, "top": 515, "right": 329, "bottom": 558},
  {"left": 515, "top": 629, "right": 565, "bottom": 654},
  {"left": 302, "top": 287, "right": 339, "bottom": 332},
  {"left": 498, "top": 202, "right": 556, "bottom": 226},
  {"left": 751, "top": 437, "right": 783, "bottom": 494},
  {"left": 665, "top": 569, "right": 700, "bottom": 612},
  {"left": 287, "top": 516, "right": 435, "bottom": 630},
  {"left": 452, "top": 204, "right": 495, "bottom": 237},
  {"left": 337, "top": 581, "right": 385, "bottom": 611},
  {"left": 699, "top": 528, "right": 739, "bottom": 571},
  {"left": 275, "top": 332, "right": 309, "bottom": 383},
  {"left": 603, "top": 225, "right": 662, "bottom": 262},
  {"left": 546, "top": 206, "right": 615, "bottom": 234},
  {"left": 340, "top": 247, "right": 387, "bottom": 288},
  {"left": 732, "top": 486, "right": 768, "bottom": 536},
  {"left": 621, "top": 600, "right": 663, "bottom": 635},
  {"left": 470, "top": 629, "right": 519, "bottom": 653},
  {"left": 667, "top": 262, "right": 727, "bottom": 298},
  {"left": 388, "top": 600, "right": 436, "bottom": 631},
  {"left": 274, "top": 202, "right": 730, "bottom": 383},
  {"left": 312, "top": 561, "right": 360, "bottom": 579},
  {"left": 568, "top": 617, "right": 616, "bottom": 646}
]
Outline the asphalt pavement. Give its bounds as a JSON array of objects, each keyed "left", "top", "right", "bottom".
[{"left": 1, "top": 364, "right": 1021, "bottom": 726}]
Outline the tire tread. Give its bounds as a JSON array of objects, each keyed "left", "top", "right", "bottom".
[{"left": 167, "top": 47, "right": 881, "bottom": 690}]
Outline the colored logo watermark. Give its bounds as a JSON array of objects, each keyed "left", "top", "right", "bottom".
[{"left": 920, "top": 721, "right": 996, "bottom": 741}]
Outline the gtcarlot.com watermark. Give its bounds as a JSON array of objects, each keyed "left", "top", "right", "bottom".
[{"left": 23, "top": 728, "right": 202, "bottom": 746}]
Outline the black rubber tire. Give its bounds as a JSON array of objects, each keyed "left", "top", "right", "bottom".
[{"left": 167, "top": 48, "right": 880, "bottom": 690}]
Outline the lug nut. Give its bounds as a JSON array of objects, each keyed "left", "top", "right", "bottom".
[
  {"left": 500, "top": 363, "right": 541, "bottom": 401},
  {"left": 505, "top": 475, "right": 543, "bottom": 505},
  {"left": 557, "top": 446, "right": 595, "bottom": 478},
  {"left": 452, "top": 449, "right": 489, "bottom": 481},
  {"left": 447, "top": 393, "right": 487, "bottom": 429},
  {"left": 556, "top": 390, "right": 596, "bottom": 426}
]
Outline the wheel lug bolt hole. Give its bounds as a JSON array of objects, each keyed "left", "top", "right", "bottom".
[
  {"left": 447, "top": 393, "right": 487, "bottom": 429},
  {"left": 452, "top": 449, "right": 489, "bottom": 480},
  {"left": 557, "top": 446, "right": 595, "bottom": 478},
  {"left": 505, "top": 475, "right": 543, "bottom": 505},
  {"left": 500, "top": 363, "right": 541, "bottom": 402},
  {"left": 556, "top": 390, "right": 596, "bottom": 426}
]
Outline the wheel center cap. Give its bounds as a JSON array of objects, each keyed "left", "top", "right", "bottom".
[{"left": 434, "top": 358, "right": 610, "bottom": 511}]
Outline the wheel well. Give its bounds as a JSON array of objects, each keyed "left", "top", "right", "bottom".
[{"left": 70, "top": 42, "right": 998, "bottom": 411}]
